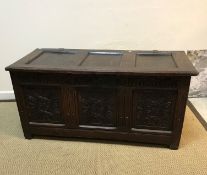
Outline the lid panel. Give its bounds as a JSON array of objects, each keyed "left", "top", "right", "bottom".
[
  {"left": 28, "top": 51, "right": 83, "bottom": 66},
  {"left": 136, "top": 53, "right": 177, "bottom": 69},
  {"left": 5, "top": 48, "right": 198, "bottom": 76},
  {"left": 81, "top": 52, "right": 123, "bottom": 67}
]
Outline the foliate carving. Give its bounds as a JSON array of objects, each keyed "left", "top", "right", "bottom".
[
  {"left": 15, "top": 73, "right": 117, "bottom": 87},
  {"left": 15, "top": 72, "right": 177, "bottom": 89},
  {"left": 134, "top": 90, "right": 176, "bottom": 130},
  {"left": 79, "top": 88, "right": 116, "bottom": 126},
  {"left": 125, "top": 77, "right": 177, "bottom": 88},
  {"left": 24, "top": 86, "right": 63, "bottom": 123},
  {"left": 66, "top": 75, "right": 117, "bottom": 87}
]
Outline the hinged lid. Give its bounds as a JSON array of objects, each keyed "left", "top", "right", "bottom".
[{"left": 5, "top": 48, "right": 198, "bottom": 76}]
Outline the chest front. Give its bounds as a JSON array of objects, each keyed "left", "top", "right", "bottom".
[{"left": 6, "top": 49, "right": 198, "bottom": 149}]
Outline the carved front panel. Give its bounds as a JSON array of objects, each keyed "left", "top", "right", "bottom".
[
  {"left": 23, "top": 86, "right": 63, "bottom": 124},
  {"left": 78, "top": 88, "right": 116, "bottom": 127},
  {"left": 133, "top": 89, "right": 177, "bottom": 130}
]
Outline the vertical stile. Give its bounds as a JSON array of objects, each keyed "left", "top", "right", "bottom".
[{"left": 62, "top": 86, "right": 79, "bottom": 128}]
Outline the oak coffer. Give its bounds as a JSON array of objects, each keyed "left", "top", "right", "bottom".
[{"left": 5, "top": 48, "right": 198, "bottom": 149}]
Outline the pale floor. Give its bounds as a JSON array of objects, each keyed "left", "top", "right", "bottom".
[{"left": 189, "top": 98, "right": 207, "bottom": 124}]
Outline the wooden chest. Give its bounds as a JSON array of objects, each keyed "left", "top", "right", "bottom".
[{"left": 6, "top": 49, "right": 198, "bottom": 149}]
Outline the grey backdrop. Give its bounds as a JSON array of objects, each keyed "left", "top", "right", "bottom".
[{"left": 188, "top": 50, "right": 207, "bottom": 98}]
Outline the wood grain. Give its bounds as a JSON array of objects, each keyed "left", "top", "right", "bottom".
[{"left": 5, "top": 49, "right": 198, "bottom": 149}]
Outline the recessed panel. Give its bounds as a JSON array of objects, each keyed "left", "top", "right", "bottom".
[
  {"left": 81, "top": 52, "right": 122, "bottom": 67},
  {"left": 133, "top": 89, "right": 176, "bottom": 131},
  {"left": 28, "top": 52, "right": 82, "bottom": 66},
  {"left": 136, "top": 53, "right": 177, "bottom": 69},
  {"left": 23, "top": 85, "right": 64, "bottom": 124},
  {"left": 78, "top": 87, "right": 116, "bottom": 127}
]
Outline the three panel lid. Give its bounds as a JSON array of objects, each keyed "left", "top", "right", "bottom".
[{"left": 5, "top": 48, "right": 198, "bottom": 76}]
